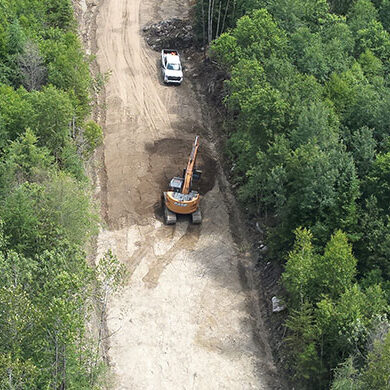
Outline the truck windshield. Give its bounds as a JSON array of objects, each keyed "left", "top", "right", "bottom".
[{"left": 167, "top": 63, "right": 180, "bottom": 70}]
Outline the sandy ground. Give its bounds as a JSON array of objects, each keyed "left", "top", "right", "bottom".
[{"left": 82, "top": 0, "right": 282, "bottom": 388}]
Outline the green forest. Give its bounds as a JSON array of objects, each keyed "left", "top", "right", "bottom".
[
  {"left": 197, "top": 0, "right": 390, "bottom": 388},
  {"left": 1, "top": 0, "right": 390, "bottom": 388},
  {"left": 0, "top": 0, "right": 126, "bottom": 388}
]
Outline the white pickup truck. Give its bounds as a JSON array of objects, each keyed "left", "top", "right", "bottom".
[{"left": 161, "top": 49, "right": 183, "bottom": 85}]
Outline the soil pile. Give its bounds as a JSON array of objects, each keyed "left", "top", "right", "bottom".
[{"left": 143, "top": 18, "right": 195, "bottom": 50}]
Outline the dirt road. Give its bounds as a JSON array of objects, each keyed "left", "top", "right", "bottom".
[{"left": 90, "top": 0, "right": 281, "bottom": 388}]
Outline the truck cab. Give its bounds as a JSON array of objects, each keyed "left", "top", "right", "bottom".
[{"left": 161, "top": 49, "right": 183, "bottom": 85}]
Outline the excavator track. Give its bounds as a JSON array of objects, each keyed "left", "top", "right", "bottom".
[
  {"left": 191, "top": 208, "right": 202, "bottom": 224},
  {"left": 164, "top": 204, "right": 177, "bottom": 225}
]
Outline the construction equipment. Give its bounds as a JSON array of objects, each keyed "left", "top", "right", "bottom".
[{"left": 162, "top": 136, "right": 202, "bottom": 225}]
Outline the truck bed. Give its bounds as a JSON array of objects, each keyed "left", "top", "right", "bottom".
[{"left": 162, "top": 49, "right": 179, "bottom": 56}]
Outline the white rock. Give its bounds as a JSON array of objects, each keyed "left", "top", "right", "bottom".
[
  {"left": 272, "top": 296, "right": 286, "bottom": 313},
  {"left": 255, "top": 221, "right": 264, "bottom": 234}
]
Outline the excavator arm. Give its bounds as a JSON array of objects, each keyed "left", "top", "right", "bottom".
[{"left": 182, "top": 136, "right": 199, "bottom": 194}]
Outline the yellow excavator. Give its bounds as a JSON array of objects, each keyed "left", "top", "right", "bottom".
[{"left": 162, "top": 136, "right": 202, "bottom": 225}]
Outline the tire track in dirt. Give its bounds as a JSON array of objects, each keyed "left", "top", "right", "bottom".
[
  {"left": 142, "top": 224, "right": 201, "bottom": 289},
  {"left": 93, "top": 0, "right": 282, "bottom": 388}
]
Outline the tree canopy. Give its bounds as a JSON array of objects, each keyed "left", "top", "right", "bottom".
[
  {"left": 200, "top": 0, "right": 390, "bottom": 387},
  {"left": 0, "top": 0, "right": 107, "bottom": 388}
]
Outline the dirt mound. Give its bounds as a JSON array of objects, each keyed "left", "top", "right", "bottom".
[
  {"left": 145, "top": 137, "right": 216, "bottom": 195},
  {"left": 142, "top": 18, "right": 195, "bottom": 51}
]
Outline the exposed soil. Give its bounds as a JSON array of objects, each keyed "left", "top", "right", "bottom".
[
  {"left": 145, "top": 137, "right": 217, "bottom": 196},
  {"left": 76, "top": 0, "right": 286, "bottom": 388}
]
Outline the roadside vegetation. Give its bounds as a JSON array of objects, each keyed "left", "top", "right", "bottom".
[
  {"left": 197, "top": 0, "right": 390, "bottom": 388},
  {"left": 0, "top": 0, "right": 125, "bottom": 388}
]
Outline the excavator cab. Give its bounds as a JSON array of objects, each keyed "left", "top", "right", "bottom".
[
  {"left": 169, "top": 177, "right": 184, "bottom": 193},
  {"left": 162, "top": 137, "right": 202, "bottom": 225}
]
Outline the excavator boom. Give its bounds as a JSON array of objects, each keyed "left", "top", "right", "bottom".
[{"left": 182, "top": 136, "right": 199, "bottom": 194}]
